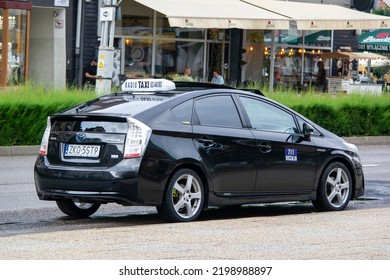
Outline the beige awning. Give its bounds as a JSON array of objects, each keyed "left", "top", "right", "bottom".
[
  {"left": 321, "top": 51, "right": 388, "bottom": 60},
  {"left": 133, "top": 0, "right": 290, "bottom": 30},
  {"left": 243, "top": 0, "right": 390, "bottom": 30}
]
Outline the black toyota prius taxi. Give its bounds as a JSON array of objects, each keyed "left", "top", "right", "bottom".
[{"left": 34, "top": 79, "right": 364, "bottom": 222}]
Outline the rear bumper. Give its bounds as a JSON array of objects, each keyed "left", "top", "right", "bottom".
[{"left": 34, "top": 155, "right": 161, "bottom": 206}]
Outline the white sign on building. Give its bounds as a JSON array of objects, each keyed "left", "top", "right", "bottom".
[{"left": 54, "top": 0, "right": 69, "bottom": 7}]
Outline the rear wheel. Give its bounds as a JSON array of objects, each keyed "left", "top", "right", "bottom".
[
  {"left": 157, "top": 169, "right": 204, "bottom": 222},
  {"left": 56, "top": 199, "right": 100, "bottom": 218},
  {"left": 312, "top": 162, "right": 352, "bottom": 211}
]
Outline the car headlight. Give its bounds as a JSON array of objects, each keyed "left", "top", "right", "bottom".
[{"left": 344, "top": 141, "right": 359, "bottom": 154}]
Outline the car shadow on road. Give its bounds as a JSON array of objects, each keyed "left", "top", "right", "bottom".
[
  {"left": 76, "top": 201, "right": 322, "bottom": 227},
  {"left": 66, "top": 198, "right": 383, "bottom": 225},
  {"left": 0, "top": 199, "right": 383, "bottom": 238},
  {"left": 198, "top": 202, "right": 316, "bottom": 221}
]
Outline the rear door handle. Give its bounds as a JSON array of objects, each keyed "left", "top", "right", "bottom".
[{"left": 257, "top": 142, "right": 271, "bottom": 153}]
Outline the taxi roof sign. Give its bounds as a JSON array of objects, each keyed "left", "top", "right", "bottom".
[{"left": 121, "top": 79, "right": 176, "bottom": 92}]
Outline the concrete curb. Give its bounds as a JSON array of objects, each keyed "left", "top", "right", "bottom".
[
  {"left": 0, "top": 145, "right": 40, "bottom": 156},
  {"left": 343, "top": 136, "right": 390, "bottom": 146},
  {"left": 0, "top": 136, "right": 389, "bottom": 157}
]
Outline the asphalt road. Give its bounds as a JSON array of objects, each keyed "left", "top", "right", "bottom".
[{"left": 0, "top": 145, "right": 389, "bottom": 260}]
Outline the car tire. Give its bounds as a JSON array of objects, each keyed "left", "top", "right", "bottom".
[
  {"left": 312, "top": 162, "right": 352, "bottom": 211},
  {"left": 157, "top": 169, "right": 204, "bottom": 222},
  {"left": 56, "top": 199, "right": 101, "bottom": 218}
]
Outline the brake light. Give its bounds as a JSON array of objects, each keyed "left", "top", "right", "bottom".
[
  {"left": 124, "top": 117, "right": 152, "bottom": 158},
  {"left": 39, "top": 117, "right": 51, "bottom": 155}
]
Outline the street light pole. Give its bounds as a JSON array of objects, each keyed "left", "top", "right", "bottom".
[{"left": 95, "top": 0, "right": 118, "bottom": 95}]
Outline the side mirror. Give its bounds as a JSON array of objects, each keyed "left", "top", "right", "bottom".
[{"left": 302, "top": 123, "right": 314, "bottom": 141}]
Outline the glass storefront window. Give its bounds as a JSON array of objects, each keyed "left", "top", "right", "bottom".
[
  {"left": 1, "top": 7, "right": 29, "bottom": 86},
  {"left": 116, "top": 1, "right": 236, "bottom": 82},
  {"left": 115, "top": 0, "right": 153, "bottom": 36},
  {"left": 155, "top": 40, "right": 204, "bottom": 80},
  {"left": 116, "top": 15, "right": 153, "bottom": 36},
  {"left": 209, "top": 43, "right": 223, "bottom": 73},
  {"left": 286, "top": 30, "right": 332, "bottom": 47},
  {"left": 251, "top": 27, "right": 332, "bottom": 88},
  {"left": 265, "top": 46, "right": 329, "bottom": 88},
  {"left": 272, "top": 47, "right": 301, "bottom": 86},
  {"left": 123, "top": 38, "right": 152, "bottom": 78},
  {"left": 263, "top": 29, "right": 331, "bottom": 47},
  {"left": 264, "top": 29, "right": 302, "bottom": 45}
]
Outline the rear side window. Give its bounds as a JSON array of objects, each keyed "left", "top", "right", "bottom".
[
  {"left": 52, "top": 121, "right": 127, "bottom": 133},
  {"left": 194, "top": 95, "right": 242, "bottom": 128},
  {"left": 171, "top": 100, "right": 193, "bottom": 124}
]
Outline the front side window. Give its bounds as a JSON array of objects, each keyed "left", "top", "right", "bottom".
[
  {"left": 239, "top": 96, "right": 298, "bottom": 133},
  {"left": 195, "top": 95, "right": 242, "bottom": 128}
]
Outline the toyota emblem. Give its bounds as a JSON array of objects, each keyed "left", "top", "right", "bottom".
[{"left": 75, "top": 133, "right": 86, "bottom": 142}]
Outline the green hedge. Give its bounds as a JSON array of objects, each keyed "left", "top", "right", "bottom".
[
  {"left": 291, "top": 104, "right": 390, "bottom": 137},
  {"left": 0, "top": 85, "right": 389, "bottom": 146},
  {"left": 0, "top": 103, "right": 73, "bottom": 146},
  {"left": 0, "top": 85, "right": 94, "bottom": 146},
  {"left": 1, "top": 100, "right": 389, "bottom": 146}
]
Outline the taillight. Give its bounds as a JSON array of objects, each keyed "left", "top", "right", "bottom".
[
  {"left": 39, "top": 117, "right": 51, "bottom": 155},
  {"left": 123, "top": 117, "right": 152, "bottom": 158}
]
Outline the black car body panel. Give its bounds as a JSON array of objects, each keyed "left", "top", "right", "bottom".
[{"left": 34, "top": 80, "right": 364, "bottom": 221}]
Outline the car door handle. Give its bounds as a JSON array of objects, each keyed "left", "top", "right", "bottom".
[
  {"left": 196, "top": 139, "right": 215, "bottom": 147},
  {"left": 257, "top": 142, "right": 271, "bottom": 153}
]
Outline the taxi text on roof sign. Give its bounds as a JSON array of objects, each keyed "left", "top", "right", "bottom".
[{"left": 122, "top": 79, "right": 176, "bottom": 92}]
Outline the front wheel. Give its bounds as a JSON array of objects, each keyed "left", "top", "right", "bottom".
[
  {"left": 56, "top": 199, "right": 100, "bottom": 218},
  {"left": 312, "top": 162, "right": 352, "bottom": 211},
  {"left": 157, "top": 169, "right": 204, "bottom": 222}
]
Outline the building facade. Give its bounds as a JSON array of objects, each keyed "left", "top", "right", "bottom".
[{"left": 1, "top": 0, "right": 376, "bottom": 88}]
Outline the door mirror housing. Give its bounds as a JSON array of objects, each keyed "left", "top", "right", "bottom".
[{"left": 302, "top": 123, "right": 314, "bottom": 141}]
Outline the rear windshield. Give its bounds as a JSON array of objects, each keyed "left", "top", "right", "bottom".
[
  {"left": 75, "top": 94, "right": 172, "bottom": 116},
  {"left": 52, "top": 121, "right": 128, "bottom": 133}
]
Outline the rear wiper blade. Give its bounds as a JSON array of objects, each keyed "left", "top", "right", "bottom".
[{"left": 76, "top": 98, "right": 99, "bottom": 113}]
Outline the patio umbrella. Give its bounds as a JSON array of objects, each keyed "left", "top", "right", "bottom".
[{"left": 321, "top": 51, "right": 388, "bottom": 60}]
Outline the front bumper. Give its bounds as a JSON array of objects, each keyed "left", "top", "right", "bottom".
[
  {"left": 354, "top": 172, "right": 365, "bottom": 198},
  {"left": 351, "top": 154, "right": 365, "bottom": 199}
]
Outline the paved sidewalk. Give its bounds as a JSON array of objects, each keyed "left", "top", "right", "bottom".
[{"left": 0, "top": 136, "right": 389, "bottom": 157}]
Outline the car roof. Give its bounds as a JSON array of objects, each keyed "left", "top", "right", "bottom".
[
  {"left": 54, "top": 80, "right": 265, "bottom": 117},
  {"left": 174, "top": 81, "right": 264, "bottom": 96},
  {"left": 118, "top": 79, "right": 264, "bottom": 96}
]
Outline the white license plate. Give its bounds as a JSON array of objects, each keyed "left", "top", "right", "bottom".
[{"left": 64, "top": 144, "right": 101, "bottom": 158}]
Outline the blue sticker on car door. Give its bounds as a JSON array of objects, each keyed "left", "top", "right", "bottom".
[{"left": 285, "top": 148, "right": 298, "bottom": 162}]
